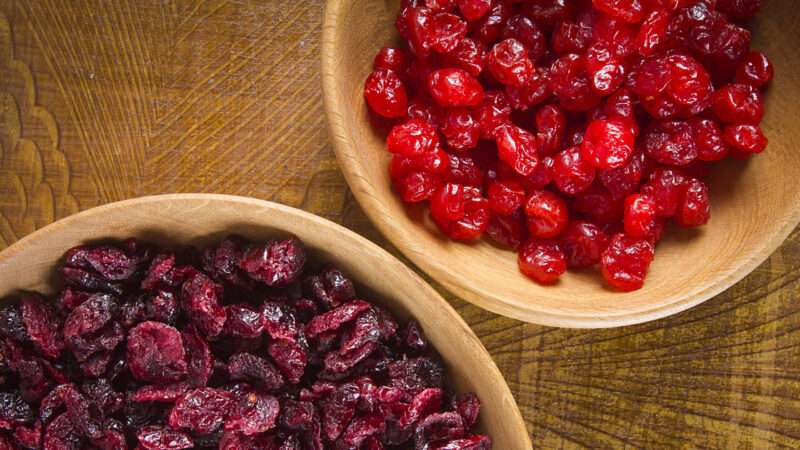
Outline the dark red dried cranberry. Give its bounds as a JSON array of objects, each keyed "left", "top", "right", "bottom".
[
  {"left": 168, "top": 388, "right": 232, "bottom": 435},
  {"left": 137, "top": 426, "right": 193, "bottom": 450},
  {"left": 127, "top": 321, "right": 187, "bottom": 384},
  {"left": 240, "top": 238, "right": 306, "bottom": 287}
]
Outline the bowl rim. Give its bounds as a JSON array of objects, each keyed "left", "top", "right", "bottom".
[
  {"left": 320, "top": 0, "right": 800, "bottom": 328},
  {"left": 0, "top": 193, "right": 532, "bottom": 446}
]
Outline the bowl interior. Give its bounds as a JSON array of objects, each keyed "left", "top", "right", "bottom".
[
  {"left": 322, "top": 0, "right": 800, "bottom": 327},
  {"left": 0, "top": 194, "right": 531, "bottom": 449}
]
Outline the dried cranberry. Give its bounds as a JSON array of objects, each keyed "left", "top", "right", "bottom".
[
  {"left": 137, "top": 426, "right": 193, "bottom": 450},
  {"left": 441, "top": 108, "right": 480, "bottom": 150},
  {"left": 711, "top": 83, "right": 764, "bottom": 124},
  {"left": 227, "top": 353, "right": 285, "bottom": 391},
  {"left": 560, "top": 221, "right": 610, "bottom": 269},
  {"left": 524, "top": 190, "right": 568, "bottom": 239},
  {"left": 722, "top": 124, "right": 767, "bottom": 153},
  {"left": 735, "top": 50, "right": 773, "bottom": 88},
  {"left": 365, "top": 69, "right": 408, "bottom": 118},
  {"left": 676, "top": 178, "right": 711, "bottom": 227},
  {"left": 551, "top": 146, "right": 596, "bottom": 195},
  {"left": 225, "top": 389, "right": 280, "bottom": 436},
  {"left": 442, "top": 38, "right": 486, "bottom": 76},
  {"left": 642, "top": 120, "right": 698, "bottom": 166},
  {"left": 457, "top": 0, "right": 491, "bottom": 21},
  {"left": 487, "top": 38, "right": 534, "bottom": 87},
  {"left": 21, "top": 295, "right": 63, "bottom": 360},
  {"left": 127, "top": 321, "right": 187, "bottom": 384},
  {"left": 374, "top": 47, "right": 409, "bottom": 73},
  {"left": 582, "top": 118, "right": 636, "bottom": 170},
  {"left": 180, "top": 271, "right": 226, "bottom": 337},
  {"left": 168, "top": 388, "right": 232, "bottom": 435},
  {"left": 240, "top": 238, "right": 306, "bottom": 287},
  {"left": 601, "top": 233, "right": 655, "bottom": 291},
  {"left": 623, "top": 194, "right": 658, "bottom": 238},
  {"left": 495, "top": 124, "right": 539, "bottom": 176},
  {"left": 641, "top": 167, "right": 688, "bottom": 217}
]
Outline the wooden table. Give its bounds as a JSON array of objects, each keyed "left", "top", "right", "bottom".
[{"left": 1, "top": 1, "right": 798, "bottom": 448}]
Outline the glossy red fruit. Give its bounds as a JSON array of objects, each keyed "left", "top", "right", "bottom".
[
  {"left": 441, "top": 108, "right": 480, "bottom": 150},
  {"left": 524, "top": 190, "right": 568, "bottom": 238},
  {"left": 472, "top": 91, "right": 512, "bottom": 139},
  {"left": 427, "top": 68, "right": 485, "bottom": 107},
  {"left": 487, "top": 38, "right": 534, "bottom": 87},
  {"left": 642, "top": 120, "right": 698, "bottom": 166},
  {"left": 518, "top": 239, "right": 566, "bottom": 284},
  {"left": 666, "top": 54, "right": 712, "bottom": 108},
  {"left": 396, "top": 171, "right": 441, "bottom": 203},
  {"left": 581, "top": 118, "right": 636, "bottom": 169},
  {"left": 428, "top": 12, "right": 467, "bottom": 53},
  {"left": 364, "top": 69, "right": 408, "bottom": 118},
  {"left": 502, "top": 15, "right": 546, "bottom": 62},
  {"left": 676, "top": 178, "right": 711, "bottom": 227},
  {"left": 560, "top": 221, "right": 610, "bottom": 268},
  {"left": 735, "top": 51, "right": 773, "bottom": 89},
  {"left": 717, "top": 0, "right": 763, "bottom": 21},
  {"left": 722, "top": 124, "right": 767, "bottom": 153},
  {"left": 603, "top": 87, "right": 636, "bottom": 119},
  {"left": 549, "top": 54, "right": 601, "bottom": 111},
  {"left": 711, "top": 83, "right": 764, "bottom": 124},
  {"left": 127, "top": 321, "right": 188, "bottom": 384},
  {"left": 600, "top": 233, "right": 655, "bottom": 291},
  {"left": 641, "top": 167, "right": 688, "bottom": 217},
  {"left": 487, "top": 180, "right": 526, "bottom": 215},
  {"left": 431, "top": 183, "right": 466, "bottom": 222},
  {"left": 456, "top": 0, "right": 491, "bottom": 21},
  {"left": 444, "top": 154, "right": 485, "bottom": 186},
  {"left": 535, "top": 104, "right": 566, "bottom": 155},
  {"left": 593, "top": 0, "right": 644, "bottom": 23},
  {"left": 504, "top": 68, "right": 551, "bottom": 111},
  {"left": 442, "top": 38, "right": 486, "bottom": 76},
  {"left": 485, "top": 211, "right": 528, "bottom": 249},
  {"left": 572, "top": 183, "right": 623, "bottom": 224},
  {"left": 623, "top": 194, "right": 658, "bottom": 238},
  {"left": 690, "top": 118, "right": 729, "bottom": 161},
  {"left": 597, "top": 152, "right": 643, "bottom": 200},
  {"left": 636, "top": 9, "right": 670, "bottom": 55},
  {"left": 551, "top": 146, "right": 596, "bottom": 195},
  {"left": 433, "top": 187, "right": 491, "bottom": 240},
  {"left": 495, "top": 124, "right": 539, "bottom": 176},
  {"left": 387, "top": 118, "right": 439, "bottom": 157},
  {"left": 472, "top": 0, "right": 510, "bottom": 45},
  {"left": 374, "top": 47, "right": 409, "bottom": 72},
  {"left": 551, "top": 20, "right": 592, "bottom": 56}
]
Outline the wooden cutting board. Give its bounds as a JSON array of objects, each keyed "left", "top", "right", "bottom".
[{"left": 1, "top": 1, "right": 798, "bottom": 447}]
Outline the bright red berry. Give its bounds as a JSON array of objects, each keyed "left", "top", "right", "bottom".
[
  {"left": 623, "top": 194, "right": 658, "bottom": 238},
  {"left": 364, "top": 69, "right": 408, "bottom": 118},
  {"left": 600, "top": 233, "right": 655, "bottom": 291},
  {"left": 581, "top": 118, "right": 637, "bottom": 169},
  {"left": 518, "top": 239, "right": 566, "bottom": 284},
  {"left": 524, "top": 190, "right": 568, "bottom": 239},
  {"left": 427, "top": 68, "right": 485, "bottom": 107}
]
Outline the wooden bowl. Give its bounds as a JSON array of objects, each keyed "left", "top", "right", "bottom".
[
  {"left": 0, "top": 194, "right": 531, "bottom": 449},
  {"left": 321, "top": 0, "right": 800, "bottom": 327}
]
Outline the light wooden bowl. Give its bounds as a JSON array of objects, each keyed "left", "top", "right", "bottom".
[
  {"left": 321, "top": 0, "right": 800, "bottom": 327},
  {"left": 0, "top": 194, "right": 531, "bottom": 449}
]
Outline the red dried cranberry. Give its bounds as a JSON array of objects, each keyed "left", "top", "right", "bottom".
[
  {"left": 487, "top": 38, "right": 534, "bottom": 87},
  {"left": 642, "top": 120, "right": 698, "bottom": 166},
  {"left": 428, "top": 12, "right": 467, "bottom": 53},
  {"left": 722, "top": 124, "right": 767, "bottom": 153},
  {"left": 593, "top": 0, "right": 644, "bottom": 23},
  {"left": 180, "top": 272, "right": 226, "bottom": 337},
  {"left": 428, "top": 68, "right": 485, "bottom": 107},
  {"left": 485, "top": 211, "right": 528, "bottom": 249},
  {"left": 432, "top": 186, "right": 490, "bottom": 240},
  {"left": 717, "top": 0, "right": 763, "bottom": 21},
  {"left": 223, "top": 304, "right": 263, "bottom": 339},
  {"left": 690, "top": 118, "right": 729, "bottom": 161},
  {"left": 457, "top": 0, "right": 491, "bottom": 21},
  {"left": 137, "top": 426, "right": 193, "bottom": 450},
  {"left": 364, "top": 69, "right": 408, "bottom": 118},
  {"left": 549, "top": 54, "right": 601, "bottom": 111},
  {"left": 582, "top": 118, "right": 636, "bottom": 169},
  {"left": 21, "top": 295, "right": 63, "bottom": 360},
  {"left": 502, "top": 15, "right": 546, "bottom": 62},
  {"left": 551, "top": 146, "right": 596, "bottom": 195},
  {"left": 442, "top": 37, "right": 486, "bottom": 76},
  {"left": 735, "top": 50, "right": 773, "bottom": 89},
  {"left": 560, "top": 221, "right": 610, "bottom": 268},
  {"left": 240, "top": 238, "right": 306, "bottom": 287},
  {"left": 168, "top": 388, "right": 232, "bottom": 435},
  {"left": 524, "top": 190, "right": 568, "bottom": 239},
  {"left": 472, "top": 91, "right": 512, "bottom": 138},
  {"left": 225, "top": 389, "right": 280, "bottom": 436},
  {"left": 601, "top": 233, "right": 655, "bottom": 291},
  {"left": 676, "top": 178, "right": 711, "bottom": 227},
  {"left": 711, "top": 83, "right": 764, "bottom": 124},
  {"left": 623, "top": 194, "right": 658, "bottom": 238},
  {"left": 487, "top": 180, "right": 526, "bottom": 216},
  {"left": 551, "top": 21, "right": 592, "bottom": 56},
  {"left": 641, "top": 167, "right": 688, "bottom": 217},
  {"left": 495, "top": 124, "right": 539, "bottom": 176},
  {"left": 598, "top": 152, "right": 643, "bottom": 200},
  {"left": 441, "top": 108, "right": 480, "bottom": 150},
  {"left": 127, "top": 321, "right": 187, "bottom": 384},
  {"left": 518, "top": 239, "right": 566, "bottom": 284},
  {"left": 374, "top": 47, "right": 409, "bottom": 72}
]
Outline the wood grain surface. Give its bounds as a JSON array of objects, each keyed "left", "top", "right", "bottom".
[{"left": 0, "top": 0, "right": 798, "bottom": 448}]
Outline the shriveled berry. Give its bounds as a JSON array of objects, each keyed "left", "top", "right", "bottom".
[
  {"left": 676, "top": 178, "right": 711, "bottom": 227},
  {"left": 223, "top": 304, "right": 263, "bottom": 339},
  {"left": 240, "top": 238, "right": 306, "bottom": 287},
  {"left": 572, "top": 183, "right": 623, "bottom": 223},
  {"left": 549, "top": 54, "right": 601, "bottom": 111},
  {"left": 487, "top": 180, "right": 526, "bottom": 215},
  {"left": 374, "top": 47, "right": 409, "bottom": 72},
  {"left": 442, "top": 37, "right": 486, "bottom": 76},
  {"left": 364, "top": 69, "right": 408, "bottom": 118},
  {"left": 21, "top": 295, "right": 63, "bottom": 360},
  {"left": 387, "top": 119, "right": 439, "bottom": 157},
  {"left": 227, "top": 353, "right": 285, "bottom": 391},
  {"left": 427, "top": 68, "right": 484, "bottom": 107},
  {"left": 502, "top": 15, "right": 546, "bottom": 62},
  {"left": 180, "top": 272, "right": 226, "bottom": 337},
  {"left": 551, "top": 146, "right": 596, "bottom": 195},
  {"left": 735, "top": 50, "right": 773, "bottom": 88},
  {"left": 641, "top": 167, "right": 688, "bottom": 217},
  {"left": 168, "top": 388, "right": 232, "bottom": 435},
  {"left": 487, "top": 38, "right": 534, "bottom": 87},
  {"left": 137, "top": 426, "right": 193, "bottom": 450},
  {"left": 472, "top": 91, "right": 511, "bottom": 138},
  {"left": 127, "top": 321, "right": 187, "bottom": 384},
  {"left": 457, "top": 0, "right": 491, "bottom": 21},
  {"left": 518, "top": 239, "right": 566, "bottom": 284},
  {"left": 441, "top": 108, "right": 480, "bottom": 150},
  {"left": 642, "top": 120, "right": 698, "bottom": 166},
  {"left": 472, "top": 0, "right": 510, "bottom": 45},
  {"left": 396, "top": 171, "right": 442, "bottom": 203},
  {"left": 601, "top": 233, "right": 655, "bottom": 291},
  {"left": 593, "top": 0, "right": 644, "bottom": 23},
  {"left": 717, "top": 0, "right": 763, "bottom": 21},
  {"left": 535, "top": 104, "right": 565, "bottom": 155},
  {"left": 560, "top": 221, "right": 610, "bottom": 268},
  {"left": 485, "top": 211, "right": 528, "bottom": 249},
  {"left": 496, "top": 124, "right": 539, "bottom": 176},
  {"left": 432, "top": 187, "right": 490, "bottom": 240},
  {"left": 690, "top": 118, "right": 729, "bottom": 161},
  {"left": 598, "top": 152, "right": 643, "bottom": 200},
  {"left": 582, "top": 118, "right": 636, "bottom": 169},
  {"left": 711, "top": 83, "right": 764, "bottom": 124},
  {"left": 624, "top": 194, "right": 658, "bottom": 238},
  {"left": 428, "top": 12, "right": 467, "bottom": 53},
  {"left": 225, "top": 389, "right": 280, "bottom": 436},
  {"left": 636, "top": 9, "right": 670, "bottom": 55},
  {"left": 551, "top": 21, "right": 592, "bottom": 55},
  {"left": 723, "top": 124, "right": 767, "bottom": 153},
  {"left": 431, "top": 183, "right": 466, "bottom": 222},
  {"left": 525, "top": 190, "right": 568, "bottom": 238}
]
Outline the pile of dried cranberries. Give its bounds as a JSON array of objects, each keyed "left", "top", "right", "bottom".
[
  {"left": 364, "top": 0, "right": 772, "bottom": 291},
  {"left": 0, "top": 237, "right": 490, "bottom": 449}
]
